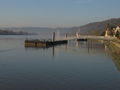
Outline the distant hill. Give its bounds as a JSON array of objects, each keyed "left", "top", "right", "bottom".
[
  {"left": 0, "top": 29, "right": 32, "bottom": 35},
  {"left": 72, "top": 18, "right": 120, "bottom": 35},
  {"left": 0, "top": 18, "right": 120, "bottom": 35},
  {"left": 0, "top": 27, "right": 72, "bottom": 35}
]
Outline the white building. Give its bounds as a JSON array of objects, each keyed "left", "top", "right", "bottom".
[
  {"left": 114, "top": 26, "right": 120, "bottom": 37},
  {"left": 105, "top": 25, "right": 120, "bottom": 38}
]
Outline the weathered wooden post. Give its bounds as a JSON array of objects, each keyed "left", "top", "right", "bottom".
[
  {"left": 76, "top": 32, "right": 79, "bottom": 38},
  {"left": 65, "top": 33, "right": 67, "bottom": 39},
  {"left": 105, "top": 30, "right": 109, "bottom": 37},
  {"left": 52, "top": 32, "right": 55, "bottom": 42}
]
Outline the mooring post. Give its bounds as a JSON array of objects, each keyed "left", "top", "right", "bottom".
[
  {"left": 52, "top": 32, "right": 55, "bottom": 42},
  {"left": 65, "top": 33, "right": 67, "bottom": 39},
  {"left": 76, "top": 32, "right": 79, "bottom": 38}
]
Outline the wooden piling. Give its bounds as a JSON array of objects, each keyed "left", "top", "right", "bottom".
[{"left": 52, "top": 32, "right": 55, "bottom": 42}]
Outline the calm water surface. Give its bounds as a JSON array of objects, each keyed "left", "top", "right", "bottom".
[{"left": 0, "top": 35, "right": 120, "bottom": 90}]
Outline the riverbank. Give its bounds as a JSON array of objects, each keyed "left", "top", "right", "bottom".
[
  {"left": 106, "top": 40, "right": 120, "bottom": 71},
  {"left": 111, "top": 39, "right": 120, "bottom": 48}
]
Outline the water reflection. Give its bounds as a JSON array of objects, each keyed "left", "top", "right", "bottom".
[
  {"left": 105, "top": 43, "right": 120, "bottom": 71},
  {"left": 1, "top": 38, "right": 120, "bottom": 90},
  {"left": 25, "top": 40, "right": 105, "bottom": 57},
  {"left": 24, "top": 40, "right": 120, "bottom": 72}
]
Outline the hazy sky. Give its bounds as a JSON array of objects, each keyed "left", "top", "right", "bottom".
[{"left": 0, "top": 0, "right": 120, "bottom": 27}]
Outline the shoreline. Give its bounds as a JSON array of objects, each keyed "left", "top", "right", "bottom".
[{"left": 111, "top": 40, "right": 120, "bottom": 48}]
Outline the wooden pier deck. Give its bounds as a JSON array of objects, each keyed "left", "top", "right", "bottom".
[{"left": 25, "top": 39, "right": 68, "bottom": 48}]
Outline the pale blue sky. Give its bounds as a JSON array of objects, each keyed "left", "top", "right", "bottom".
[{"left": 0, "top": 0, "right": 120, "bottom": 27}]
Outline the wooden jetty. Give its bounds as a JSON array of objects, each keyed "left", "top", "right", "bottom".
[
  {"left": 24, "top": 32, "right": 117, "bottom": 48},
  {"left": 25, "top": 39, "right": 68, "bottom": 48},
  {"left": 25, "top": 32, "right": 68, "bottom": 48}
]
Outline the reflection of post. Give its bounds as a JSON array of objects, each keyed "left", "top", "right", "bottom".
[
  {"left": 87, "top": 40, "right": 90, "bottom": 53},
  {"left": 90, "top": 40, "right": 92, "bottom": 50},
  {"left": 65, "top": 42, "right": 68, "bottom": 51},
  {"left": 104, "top": 44, "right": 109, "bottom": 56},
  {"left": 52, "top": 46, "right": 55, "bottom": 57},
  {"left": 76, "top": 41, "right": 79, "bottom": 47},
  {"left": 52, "top": 32, "right": 55, "bottom": 41}
]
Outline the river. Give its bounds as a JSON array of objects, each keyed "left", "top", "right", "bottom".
[{"left": 0, "top": 35, "right": 120, "bottom": 90}]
